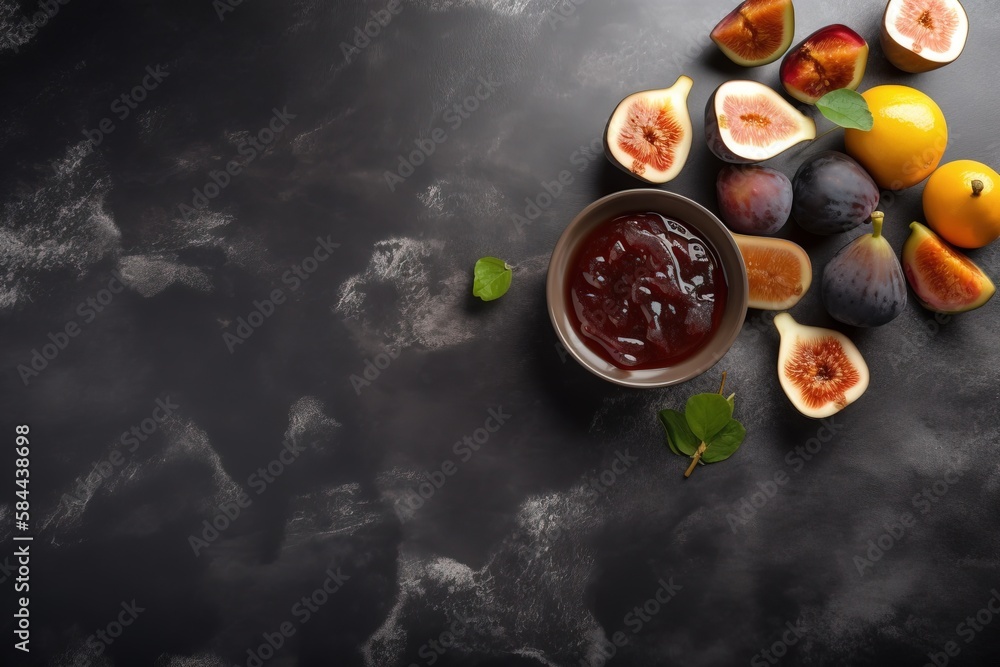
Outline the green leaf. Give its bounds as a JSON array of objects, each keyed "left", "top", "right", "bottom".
[
  {"left": 685, "top": 393, "right": 732, "bottom": 442},
  {"left": 659, "top": 409, "right": 699, "bottom": 456},
  {"left": 816, "top": 89, "right": 873, "bottom": 131},
  {"left": 701, "top": 419, "right": 747, "bottom": 463},
  {"left": 473, "top": 257, "right": 512, "bottom": 301}
]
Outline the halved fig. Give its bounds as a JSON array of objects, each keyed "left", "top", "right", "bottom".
[
  {"left": 733, "top": 233, "right": 812, "bottom": 310},
  {"left": 604, "top": 76, "right": 694, "bottom": 184},
  {"left": 881, "top": 0, "right": 969, "bottom": 73},
  {"left": 711, "top": 0, "right": 795, "bottom": 67},
  {"left": 780, "top": 24, "right": 869, "bottom": 104},
  {"left": 902, "top": 222, "right": 995, "bottom": 313},
  {"left": 774, "top": 313, "right": 869, "bottom": 419},
  {"left": 705, "top": 80, "right": 816, "bottom": 163}
]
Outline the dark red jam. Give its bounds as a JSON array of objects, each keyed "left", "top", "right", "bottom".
[{"left": 567, "top": 212, "right": 728, "bottom": 370}]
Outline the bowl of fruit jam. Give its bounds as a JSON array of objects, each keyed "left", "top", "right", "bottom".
[{"left": 547, "top": 190, "right": 748, "bottom": 388}]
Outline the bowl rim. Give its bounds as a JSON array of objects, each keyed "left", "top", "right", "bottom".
[{"left": 546, "top": 188, "right": 749, "bottom": 388}]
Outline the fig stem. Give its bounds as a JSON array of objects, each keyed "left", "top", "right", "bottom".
[
  {"left": 870, "top": 211, "right": 885, "bottom": 239},
  {"left": 972, "top": 180, "right": 984, "bottom": 197},
  {"left": 718, "top": 371, "right": 727, "bottom": 395},
  {"left": 684, "top": 442, "right": 707, "bottom": 478}
]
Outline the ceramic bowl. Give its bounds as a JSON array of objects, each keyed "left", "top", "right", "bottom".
[{"left": 546, "top": 189, "right": 748, "bottom": 388}]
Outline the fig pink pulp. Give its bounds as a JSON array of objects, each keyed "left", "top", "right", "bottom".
[{"left": 567, "top": 212, "right": 728, "bottom": 369}]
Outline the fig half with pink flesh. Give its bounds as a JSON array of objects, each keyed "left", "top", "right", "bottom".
[
  {"left": 711, "top": 0, "right": 795, "bottom": 67},
  {"left": 604, "top": 76, "right": 694, "bottom": 184},
  {"left": 780, "top": 24, "right": 869, "bottom": 104},
  {"left": 705, "top": 80, "right": 816, "bottom": 164},
  {"left": 902, "top": 222, "right": 995, "bottom": 314},
  {"left": 881, "top": 0, "right": 969, "bottom": 73},
  {"left": 774, "top": 313, "right": 869, "bottom": 419}
]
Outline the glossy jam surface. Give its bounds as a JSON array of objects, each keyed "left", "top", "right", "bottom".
[{"left": 568, "top": 212, "right": 728, "bottom": 369}]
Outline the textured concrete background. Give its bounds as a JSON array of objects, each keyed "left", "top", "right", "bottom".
[{"left": 1, "top": 0, "right": 998, "bottom": 665}]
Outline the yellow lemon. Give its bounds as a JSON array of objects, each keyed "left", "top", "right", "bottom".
[
  {"left": 923, "top": 160, "right": 1000, "bottom": 248},
  {"left": 844, "top": 85, "right": 948, "bottom": 190}
]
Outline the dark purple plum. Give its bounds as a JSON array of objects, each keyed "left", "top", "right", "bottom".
[
  {"left": 716, "top": 165, "right": 792, "bottom": 235},
  {"left": 822, "top": 211, "right": 907, "bottom": 327},
  {"left": 792, "top": 151, "right": 880, "bottom": 235}
]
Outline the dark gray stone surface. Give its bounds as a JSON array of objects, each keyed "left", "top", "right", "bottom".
[{"left": 1, "top": 1, "right": 998, "bottom": 665}]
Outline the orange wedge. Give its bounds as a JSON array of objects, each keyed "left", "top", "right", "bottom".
[{"left": 733, "top": 233, "right": 812, "bottom": 310}]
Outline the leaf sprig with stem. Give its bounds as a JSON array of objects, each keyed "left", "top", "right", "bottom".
[{"left": 658, "top": 372, "right": 747, "bottom": 478}]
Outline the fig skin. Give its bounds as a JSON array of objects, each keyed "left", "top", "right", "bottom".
[
  {"left": 902, "top": 222, "right": 996, "bottom": 314},
  {"left": 881, "top": 0, "right": 969, "bottom": 73},
  {"left": 792, "top": 151, "right": 880, "bottom": 235},
  {"left": 711, "top": 0, "right": 796, "bottom": 67},
  {"left": 717, "top": 165, "right": 792, "bottom": 235},
  {"left": 821, "top": 211, "right": 907, "bottom": 327},
  {"left": 774, "top": 313, "right": 870, "bottom": 419}
]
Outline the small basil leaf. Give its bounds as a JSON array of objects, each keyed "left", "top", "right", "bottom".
[
  {"left": 685, "top": 393, "right": 732, "bottom": 442},
  {"left": 816, "top": 89, "right": 874, "bottom": 131},
  {"left": 473, "top": 257, "right": 512, "bottom": 301},
  {"left": 701, "top": 419, "right": 747, "bottom": 463},
  {"left": 659, "top": 409, "right": 699, "bottom": 456}
]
